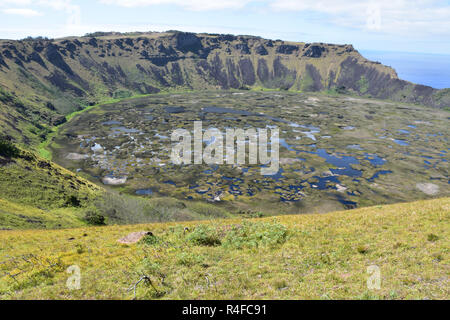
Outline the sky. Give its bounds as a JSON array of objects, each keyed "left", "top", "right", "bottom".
[{"left": 0, "top": 0, "right": 449, "bottom": 54}]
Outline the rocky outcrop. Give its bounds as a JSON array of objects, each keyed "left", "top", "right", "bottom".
[
  {"left": 173, "top": 31, "right": 203, "bottom": 53},
  {"left": 254, "top": 45, "right": 268, "bottom": 55},
  {"left": 276, "top": 44, "right": 299, "bottom": 54},
  {"left": 303, "top": 44, "right": 326, "bottom": 58}
]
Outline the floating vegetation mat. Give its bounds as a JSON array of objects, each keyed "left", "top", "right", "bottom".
[{"left": 51, "top": 91, "right": 449, "bottom": 214}]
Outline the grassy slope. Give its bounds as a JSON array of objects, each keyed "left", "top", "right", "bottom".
[
  {"left": 0, "top": 198, "right": 86, "bottom": 230},
  {"left": 0, "top": 197, "right": 448, "bottom": 300},
  {"left": 0, "top": 150, "right": 101, "bottom": 209},
  {"left": 0, "top": 146, "right": 103, "bottom": 229},
  {"left": 0, "top": 142, "right": 251, "bottom": 229}
]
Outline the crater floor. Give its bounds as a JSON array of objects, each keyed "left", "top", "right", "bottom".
[{"left": 51, "top": 91, "right": 449, "bottom": 214}]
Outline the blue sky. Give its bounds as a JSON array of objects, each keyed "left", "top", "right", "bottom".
[{"left": 0, "top": 0, "right": 449, "bottom": 54}]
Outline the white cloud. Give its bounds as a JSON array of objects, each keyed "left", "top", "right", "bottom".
[
  {"left": 98, "top": 0, "right": 253, "bottom": 11},
  {"left": 0, "top": 1, "right": 81, "bottom": 25},
  {"left": 0, "top": 0, "right": 33, "bottom": 5},
  {"left": 96, "top": 0, "right": 450, "bottom": 35},
  {"left": 2, "top": 8, "right": 42, "bottom": 16},
  {"left": 269, "top": 0, "right": 450, "bottom": 35},
  {"left": 36, "top": 0, "right": 81, "bottom": 26}
]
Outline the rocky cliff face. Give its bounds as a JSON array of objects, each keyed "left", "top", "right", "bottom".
[{"left": 0, "top": 31, "right": 448, "bottom": 145}]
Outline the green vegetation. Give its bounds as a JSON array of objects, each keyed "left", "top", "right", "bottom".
[
  {"left": 0, "top": 198, "right": 448, "bottom": 299},
  {"left": 83, "top": 211, "right": 106, "bottom": 226},
  {"left": 0, "top": 144, "right": 105, "bottom": 229},
  {"left": 0, "top": 31, "right": 448, "bottom": 300},
  {"left": 0, "top": 31, "right": 448, "bottom": 156},
  {"left": 0, "top": 148, "right": 100, "bottom": 211},
  {"left": 4, "top": 89, "right": 446, "bottom": 231},
  {"left": 357, "top": 76, "right": 369, "bottom": 94},
  {"left": 186, "top": 225, "right": 223, "bottom": 246},
  {"left": 113, "top": 90, "right": 133, "bottom": 99},
  {"left": 37, "top": 94, "right": 151, "bottom": 159},
  {"left": 0, "top": 198, "right": 86, "bottom": 230},
  {"left": 50, "top": 90, "right": 449, "bottom": 215},
  {"left": 0, "top": 138, "right": 19, "bottom": 158},
  {"left": 221, "top": 221, "right": 288, "bottom": 249},
  {"left": 299, "top": 73, "right": 314, "bottom": 92},
  {"left": 0, "top": 141, "right": 245, "bottom": 230}
]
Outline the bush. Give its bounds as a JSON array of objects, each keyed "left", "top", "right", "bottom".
[
  {"left": 140, "top": 233, "right": 161, "bottom": 246},
  {"left": 186, "top": 221, "right": 289, "bottom": 248},
  {"left": 357, "top": 245, "right": 369, "bottom": 254},
  {"left": 75, "top": 244, "right": 85, "bottom": 254},
  {"left": 222, "top": 221, "right": 288, "bottom": 249},
  {"left": 0, "top": 139, "right": 19, "bottom": 158},
  {"left": 84, "top": 211, "right": 106, "bottom": 225},
  {"left": 66, "top": 195, "right": 81, "bottom": 207},
  {"left": 186, "top": 225, "right": 222, "bottom": 246}
]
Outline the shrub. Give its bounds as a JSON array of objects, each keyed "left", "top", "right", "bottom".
[
  {"left": 186, "top": 225, "right": 222, "bottom": 246},
  {"left": 222, "top": 221, "right": 288, "bottom": 249},
  {"left": 0, "top": 139, "right": 19, "bottom": 158},
  {"left": 75, "top": 244, "right": 85, "bottom": 254},
  {"left": 140, "top": 233, "right": 161, "bottom": 246},
  {"left": 84, "top": 211, "right": 106, "bottom": 225},
  {"left": 66, "top": 195, "right": 81, "bottom": 207},
  {"left": 357, "top": 245, "right": 369, "bottom": 254},
  {"left": 238, "top": 210, "right": 264, "bottom": 218}
]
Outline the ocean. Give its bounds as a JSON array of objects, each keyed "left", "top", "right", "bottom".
[{"left": 360, "top": 50, "right": 450, "bottom": 89}]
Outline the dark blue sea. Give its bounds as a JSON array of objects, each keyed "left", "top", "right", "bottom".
[{"left": 360, "top": 50, "right": 450, "bottom": 89}]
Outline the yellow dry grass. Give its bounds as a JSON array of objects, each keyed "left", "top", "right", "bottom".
[{"left": 0, "top": 197, "right": 448, "bottom": 300}]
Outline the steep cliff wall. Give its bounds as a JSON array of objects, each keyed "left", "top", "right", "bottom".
[{"left": 0, "top": 31, "right": 448, "bottom": 145}]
